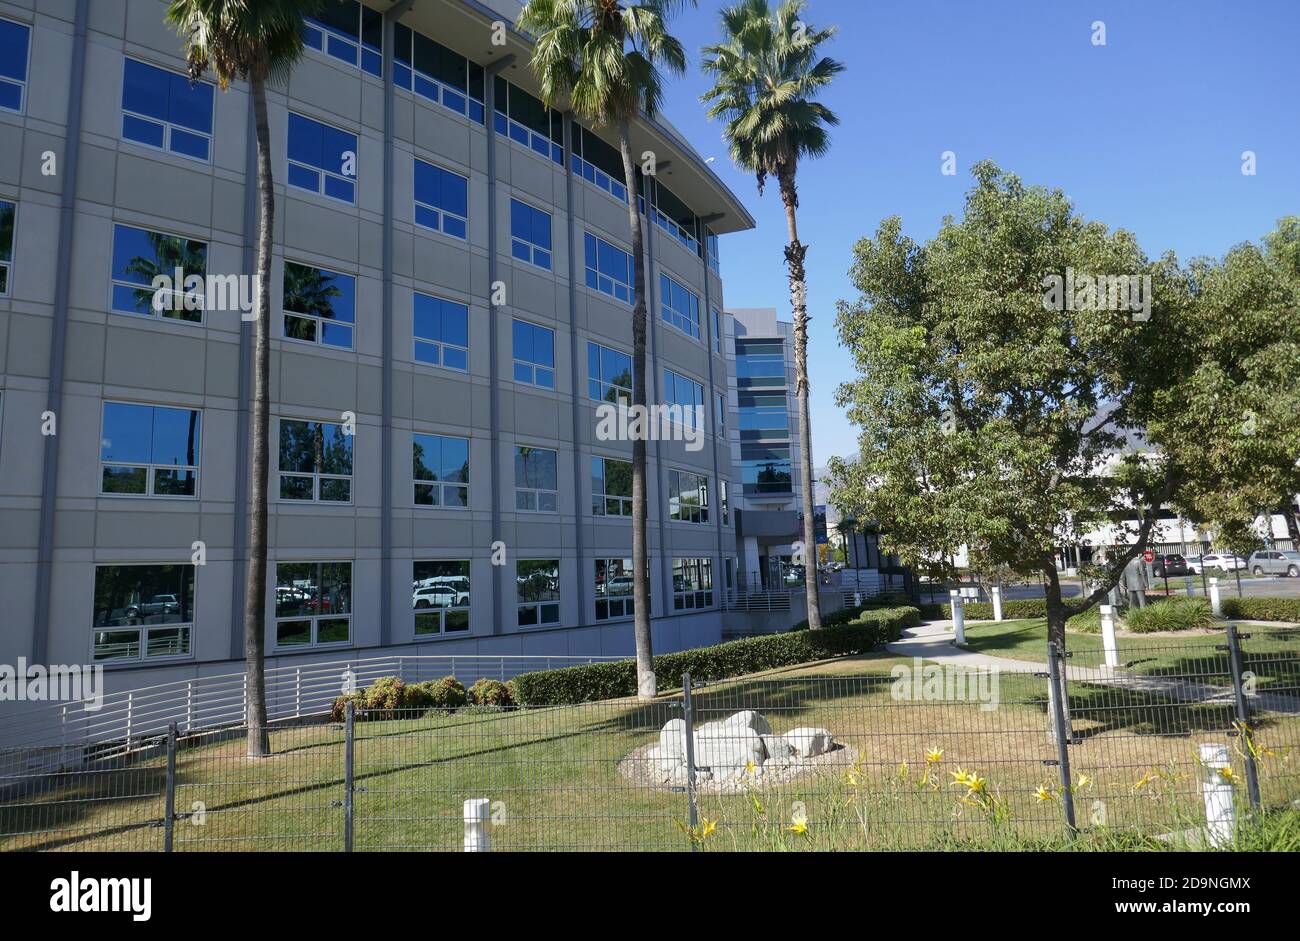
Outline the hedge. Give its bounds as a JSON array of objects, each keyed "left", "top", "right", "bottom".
[
  {"left": 917, "top": 598, "right": 1048, "bottom": 621},
  {"left": 512, "top": 604, "right": 921, "bottom": 705},
  {"left": 1221, "top": 597, "right": 1300, "bottom": 623}
]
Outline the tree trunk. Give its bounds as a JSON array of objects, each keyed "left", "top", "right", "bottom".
[
  {"left": 619, "top": 120, "right": 655, "bottom": 699},
  {"left": 243, "top": 79, "right": 273, "bottom": 757},
  {"left": 1043, "top": 563, "right": 1073, "bottom": 740},
  {"left": 776, "top": 167, "right": 822, "bottom": 629}
]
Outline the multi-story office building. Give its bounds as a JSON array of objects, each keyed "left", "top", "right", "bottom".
[
  {"left": 727, "top": 307, "right": 803, "bottom": 590},
  {"left": 0, "top": 0, "right": 754, "bottom": 689}
]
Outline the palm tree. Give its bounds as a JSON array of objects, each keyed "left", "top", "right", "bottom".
[
  {"left": 702, "top": 0, "right": 842, "bottom": 628},
  {"left": 166, "top": 0, "right": 322, "bottom": 756},
  {"left": 519, "top": 0, "right": 695, "bottom": 698}
]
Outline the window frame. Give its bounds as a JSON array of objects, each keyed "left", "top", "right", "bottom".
[
  {"left": 512, "top": 318, "right": 556, "bottom": 389},
  {"left": 0, "top": 198, "right": 13, "bottom": 298},
  {"left": 668, "top": 469, "right": 710, "bottom": 525},
  {"left": 272, "top": 560, "right": 353, "bottom": 650},
  {"left": 591, "top": 455, "right": 633, "bottom": 517},
  {"left": 302, "top": 1, "right": 384, "bottom": 78},
  {"left": 509, "top": 197, "right": 553, "bottom": 270},
  {"left": 99, "top": 400, "right": 203, "bottom": 500},
  {"left": 412, "top": 291, "right": 469, "bottom": 371},
  {"left": 91, "top": 562, "right": 196, "bottom": 664},
  {"left": 594, "top": 558, "right": 637, "bottom": 622},
  {"left": 516, "top": 558, "right": 561, "bottom": 628},
  {"left": 0, "top": 16, "right": 31, "bottom": 115},
  {"left": 412, "top": 431, "right": 470, "bottom": 509},
  {"left": 587, "top": 341, "right": 633, "bottom": 406},
  {"left": 413, "top": 157, "right": 469, "bottom": 240},
  {"left": 672, "top": 557, "right": 714, "bottom": 611},
  {"left": 514, "top": 445, "right": 558, "bottom": 513},
  {"left": 120, "top": 57, "right": 215, "bottom": 164},
  {"left": 663, "top": 368, "right": 706, "bottom": 432},
  {"left": 660, "top": 272, "right": 701, "bottom": 340},
  {"left": 583, "top": 232, "right": 633, "bottom": 306},
  {"left": 393, "top": 24, "right": 486, "bottom": 123},
  {"left": 109, "top": 221, "right": 208, "bottom": 323},
  {"left": 287, "top": 111, "right": 359, "bottom": 205},
  {"left": 282, "top": 260, "right": 356, "bottom": 350},
  {"left": 277, "top": 417, "right": 355, "bottom": 504},
  {"left": 412, "top": 559, "right": 471, "bottom": 637}
]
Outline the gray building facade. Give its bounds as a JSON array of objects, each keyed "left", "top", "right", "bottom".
[{"left": 0, "top": 0, "right": 754, "bottom": 690}]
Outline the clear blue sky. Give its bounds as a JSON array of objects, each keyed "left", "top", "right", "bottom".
[{"left": 655, "top": 0, "right": 1300, "bottom": 466}]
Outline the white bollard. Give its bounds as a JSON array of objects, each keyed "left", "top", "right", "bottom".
[
  {"left": 950, "top": 589, "right": 966, "bottom": 645},
  {"left": 463, "top": 797, "right": 491, "bottom": 852},
  {"left": 991, "top": 585, "right": 1003, "bottom": 622},
  {"left": 854, "top": 591, "right": 862, "bottom": 607},
  {"left": 1099, "top": 604, "right": 1119, "bottom": 672},
  {"left": 1208, "top": 578, "right": 1222, "bottom": 618},
  {"left": 1199, "top": 743, "right": 1236, "bottom": 849}
]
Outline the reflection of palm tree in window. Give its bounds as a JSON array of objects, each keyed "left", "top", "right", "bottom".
[
  {"left": 284, "top": 262, "right": 342, "bottom": 341},
  {"left": 606, "top": 367, "right": 632, "bottom": 404},
  {"left": 0, "top": 202, "right": 14, "bottom": 261},
  {"left": 124, "top": 232, "right": 208, "bottom": 320}
]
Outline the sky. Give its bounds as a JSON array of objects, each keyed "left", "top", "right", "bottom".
[{"left": 652, "top": 0, "right": 1300, "bottom": 467}]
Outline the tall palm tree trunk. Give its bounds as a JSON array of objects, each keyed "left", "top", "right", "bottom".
[
  {"left": 244, "top": 78, "right": 273, "bottom": 756},
  {"left": 778, "top": 167, "right": 822, "bottom": 629},
  {"left": 619, "top": 119, "right": 655, "bottom": 698}
]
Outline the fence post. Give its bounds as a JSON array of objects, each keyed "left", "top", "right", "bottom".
[
  {"left": 1047, "top": 644, "right": 1078, "bottom": 835},
  {"left": 1099, "top": 604, "right": 1120, "bottom": 672},
  {"left": 1208, "top": 577, "right": 1223, "bottom": 618},
  {"left": 343, "top": 698, "right": 355, "bottom": 852},
  {"left": 1225, "top": 624, "right": 1262, "bottom": 811},
  {"left": 185, "top": 681, "right": 193, "bottom": 732},
  {"left": 126, "top": 691, "right": 134, "bottom": 747},
  {"left": 164, "top": 722, "right": 177, "bottom": 852},
  {"left": 681, "top": 671, "right": 700, "bottom": 850},
  {"left": 294, "top": 668, "right": 301, "bottom": 718},
  {"left": 464, "top": 798, "right": 491, "bottom": 851},
  {"left": 949, "top": 590, "right": 966, "bottom": 645},
  {"left": 1199, "top": 742, "right": 1236, "bottom": 848},
  {"left": 991, "top": 585, "right": 1003, "bottom": 622}
]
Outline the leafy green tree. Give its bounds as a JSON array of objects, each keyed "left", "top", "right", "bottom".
[
  {"left": 830, "top": 162, "right": 1300, "bottom": 658},
  {"left": 166, "top": 0, "right": 323, "bottom": 757},
  {"left": 701, "top": 0, "right": 843, "bottom": 627},
  {"left": 519, "top": 0, "right": 695, "bottom": 698}
]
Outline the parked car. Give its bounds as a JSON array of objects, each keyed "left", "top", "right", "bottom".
[
  {"left": 1247, "top": 550, "right": 1300, "bottom": 577},
  {"left": 1189, "top": 553, "right": 1245, "bottom": 574},
  {"left": 1150, "top": 554, "right": 1189, "bottom": 578}
]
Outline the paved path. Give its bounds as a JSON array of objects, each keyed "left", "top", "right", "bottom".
[{"left": 889, "top": 620, "right": 1300, "bottom": 715}]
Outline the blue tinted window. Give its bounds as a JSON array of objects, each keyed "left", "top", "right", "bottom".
[
  {"left": 413, "top": 291, "right": 469, "bottom": 370},
  {"left": 584, "top": 233, "right": 633, "bottom": 305},
  {"left": 413, "top": 432, "right": 469, "bottom": 507},
  {"left": 512, "top": 320, "right": 555, "bottom": 389},
  {"left": 0, "top": 18, "right": 30, "bottom": 112},
  {"left": 414, "top": 159, "right": 468, "bottom": 239},
  {"left": 101, "top": 402, "right": 202, "bottom": 497},
  {"left": 121, "top": 59, "right": 214, "bottom": 161},
  {"left": 663, "top": 369, "right": 705, "bottom": 430},
  {"left": 283, "top": 261, "right": 355, "bottom": 349},
  {"left": 510, "top": 199, "right": 552, "bottom": 270},
  {"left": 287, "top": 112, "right": 357, "bottom": 203},
  {"left": 303, "top": 1, "right": 383, "bottom": 77},
  {"left": 0, "top": 200, "right": 13, "bottom": 296},
  {"left": 110, "top": 223, "right": 207, "bottom": 322},
  {"left": 660, "top": 273, "right": 701, "bottom": 339}
]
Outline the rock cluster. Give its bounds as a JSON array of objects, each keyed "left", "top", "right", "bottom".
[{"left": 654, "top": 710, "right": 836, "bottom": 784}]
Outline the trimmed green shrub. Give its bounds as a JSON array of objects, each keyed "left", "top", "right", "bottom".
[
  {"left": 329, "top": 691, "right": 364, "bottom": 722},
  {"left": 1124, "top": 598, "right": 1214, "bottom": 633},
  {"left": 467, "top": 678, "right": 514, "bottom": 708},
  {"left": 918, "top": 598, "right": 1048, "bottom": 621},
  {"left": 1065, "top": 608, "right": 1103, "bottom": 633},
  {"left": 513, "top": 605, "right": 920, "bottom": 705},
  {"left": 1220, "top": 596, "right": 1300, "bottom": 623},
  {"left": 362, "top": 676, "right": 406, "bottom": 715},
  {"left": 418, "top": 676, "right": 467, "bottom": 709}
]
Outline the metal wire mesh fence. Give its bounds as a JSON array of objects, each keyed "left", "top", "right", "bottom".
[{"left": 1, "top": 625, "right": 1296, "bottom": 852}]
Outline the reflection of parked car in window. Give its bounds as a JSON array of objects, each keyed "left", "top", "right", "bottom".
[
  {"left": 606, "top": 576, "right": 634, "bottom": 595},
  {"left": 122, "top": 594, "right": 180, "bottom": 620},
  {"left": 1247, "top": 550, "right": 1300, "bottom": 577},
  {"left": 412, "top": 585, "right": 464, "bottom": 608}
]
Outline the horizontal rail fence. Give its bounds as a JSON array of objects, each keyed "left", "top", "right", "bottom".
[
  {"left": 1060, "top": 625, "right": 1300, "bottom": 840},
  {"left": 3, "top": 627, "right": 1297, "bottom": 851},
  {"left": 0, "top": 654, "right": 624, "bottom": 779}
]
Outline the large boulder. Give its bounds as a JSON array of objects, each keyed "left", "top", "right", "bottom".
[
  {"left": 784, "top": 727, "right": 835, "bottom": 758},
  {"left": 696, "top": 709, "right": 772, "bottom": 740},
  {"left": 695, "top": 725, "right": 766, "bottom": 778},
  {"left": 762, "top": 734, "right": 795, "bottom": 767},
  {"left": 658, "top": 718, "right": 687, "bottom": 772}
]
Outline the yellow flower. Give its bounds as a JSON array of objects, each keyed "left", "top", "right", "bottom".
[
  {"left": 1217, "top": 766, "right": 1238, "bottom": 784},
  {"left": 926, "top": 747, "right": 944, "bottom": 764},
  {"left": 844, "top": 767, "right": 861, "bottom": 787},
  {"left": 699, "top": 818, "right": 717, "bottom": 839},
  {"left": 1035, "top": 786, "right": 1054, "bottom": 802},
  {"left": 1076, "top": 773, "right": 1092, "bottom": 789},
  {"left": 966, "top": 773, "right": 988, "bottom": 795},
  {"left": 745, "top": 759, "right": 757, "bottom": 778},
  {"left": 950, "top": 767, "right": 972, "bottom": 788},
  {"left": 1133, "top": 771, "right": 1155, "bottom": 791},
  {"left": 787, "top": 808, "right": 809, "bottom": 836}
]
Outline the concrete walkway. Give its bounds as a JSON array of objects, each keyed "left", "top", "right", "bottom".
[{"left": 889, "top": 619, "right": 1300, "bottom": 715}]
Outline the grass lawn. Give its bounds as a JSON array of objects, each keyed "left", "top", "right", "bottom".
[{"left": 3, "top": 642, "right": 1298, "bottom": 853}]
